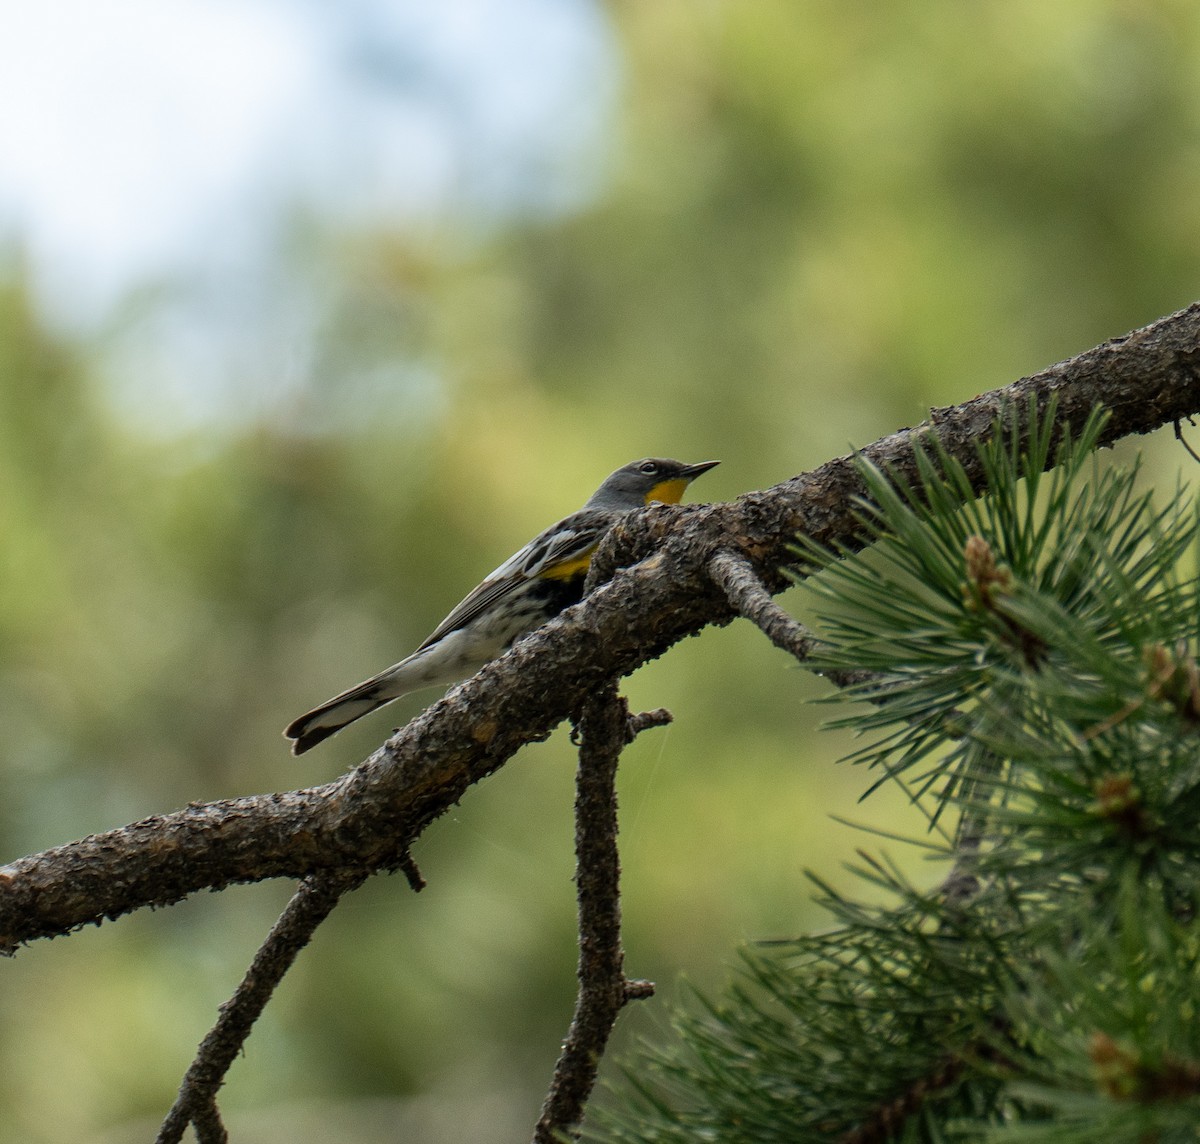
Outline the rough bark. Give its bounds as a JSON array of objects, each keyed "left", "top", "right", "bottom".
[
  {"left": 533, "top": 689, "right": 661, "bottom": 1143},
  {"left": 2, "top": 301, "right": 1199, "bottom": 952}
]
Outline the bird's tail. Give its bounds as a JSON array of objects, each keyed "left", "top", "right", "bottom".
[{"left": 284, "top": 672, "right": 405, "bottom": 756}]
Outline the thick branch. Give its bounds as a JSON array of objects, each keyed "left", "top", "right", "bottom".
[{"left": 3, "top": 302, "right": 1200, "bottom": 948}]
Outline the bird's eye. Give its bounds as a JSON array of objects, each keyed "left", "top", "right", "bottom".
[{"left": 639, "top": 461, "right": 658, "bottom": 474}]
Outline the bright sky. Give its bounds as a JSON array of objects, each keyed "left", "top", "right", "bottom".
[{"left": 0, "top": 0, "right": 616, "bottom": 429}]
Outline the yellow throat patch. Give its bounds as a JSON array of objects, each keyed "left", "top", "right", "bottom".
[
  {"left": 646, "top": 478, "right": 688, "bottom": 504},
  {"left": 539, "top": 475, "right": 694, "bottom": 581}
]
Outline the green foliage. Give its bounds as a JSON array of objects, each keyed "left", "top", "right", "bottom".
[
  {"left": 586, "top": 410, "right": 1200, "bottom": 1142},
  {"left": 804, "top": 404, "right": 1198, "bottom": 821},
  {"left": 6, "top": 3, "right": 1200, "bottom": 1139}
]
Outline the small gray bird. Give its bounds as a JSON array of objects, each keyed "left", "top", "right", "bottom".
[{"left": 284, "top": 457, "right": 719, "bottom": 754}]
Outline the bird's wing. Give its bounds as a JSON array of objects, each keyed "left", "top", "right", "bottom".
[{"left": 414, "top": 509, "right": 615, "bottom": 651}]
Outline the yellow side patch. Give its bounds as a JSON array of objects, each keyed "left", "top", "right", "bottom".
[
  {"left": 646, "top": 478, "right": 688, "bottom": 504},
  {"left": 539, "top": 547, "right": 597, "bottom": 580}
]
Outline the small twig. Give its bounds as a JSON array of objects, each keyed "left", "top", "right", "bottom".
[
  {"left": 708, "top": 549, "right": 879, "bottom": 690},
  {"left": 534, "top": 684, "right": 659, "bottom": 1143},
  {"left": 940, "top": 810, "right": 988, "bottom": 908},
  {"left": 156, "top": 867, "right": 369, "bottom": 1144},
  {"left": 396, "top": 849, "right": 426, "bottom": 892},
  {"left": 627, "top": 707, "right": 673, "bottom": 737},
  {"left": 708, "top": 549, "right": 817, "bottom": 660},
  {"left": 712, "top": 548, "right": 993, "bottom": 909},
  {"left": 836, "top": 1033, "right": 1012, "bottom": 1144},
  {"left": 1175, "top": 417, "right": 1200, "bottom": 465},
  {"left": 939, "top": 748, "right": 1006, "bottom": 910}
]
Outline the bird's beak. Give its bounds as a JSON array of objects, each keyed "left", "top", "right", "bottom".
[
  {"left": 645, "top": 460, "right": 720, "bottom": 506},
  {"left": 681, "top": 460, "right": 720, "bottom": 481}
]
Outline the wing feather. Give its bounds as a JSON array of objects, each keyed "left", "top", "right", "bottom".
[{"left": 414, "top": 509, "right": 614, "bottom": 651}]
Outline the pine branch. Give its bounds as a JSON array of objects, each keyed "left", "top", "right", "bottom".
[
  {"left": 3, "top": 302, "right": 1200, "bottom": 948},
  {"left": 836, "top": 1033, "right": 1012, "bottom": 1144},
  {"left": 587, "top": 391, "right": 1200, "bottom": 1144}
]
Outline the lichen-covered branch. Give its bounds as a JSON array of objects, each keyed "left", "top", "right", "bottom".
[
  {"left": 708, "top": 548, "right": 818, "bottom": 658},
  {"left": 708, "top": 548, "right": 885, "bottom": 695},
  {"left": 2, "top": 301, "right": 1200, "bottom": 950},
  {"left": 156, "top": 868, "right": 368, "bottom": 1144},
  {"left": 534, "top": 689, "right": 664, "bottom": 1143}
]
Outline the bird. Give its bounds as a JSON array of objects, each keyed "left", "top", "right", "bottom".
[{"left": 284, "top": 457, "right": 720, "bottom": 754}]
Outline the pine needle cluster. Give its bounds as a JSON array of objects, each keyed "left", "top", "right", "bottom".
[{"left": 586, "top": 405, "right": 1200, "bottom": 1143}]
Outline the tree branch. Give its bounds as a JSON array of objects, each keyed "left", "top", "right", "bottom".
[
  {"left": 708, "top": 548, "right": 881, "bottom": 690},
  {"left": 534, "top": 690, "right": 665, "bottom": 1142},
  {"left": 156, "top": 868, "right": 368, "bottom": 1144},
  {"left": 709, "top": 549, "right": 817, "bottom": 658},
  {"left": 3, "top": 301, "right": 1200, "bottom": 949},
  {"left": 835, "top": 1036, "right": 1010, "bottom": 1144}
]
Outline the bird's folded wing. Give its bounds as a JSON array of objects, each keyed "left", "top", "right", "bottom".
[{"left": 414, "top": 509, "right": 614, "bottom": 651}]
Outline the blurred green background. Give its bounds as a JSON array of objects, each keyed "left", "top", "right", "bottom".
[{"left": 2, "top": 2, "right": 1198, "bottom": 1140}]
